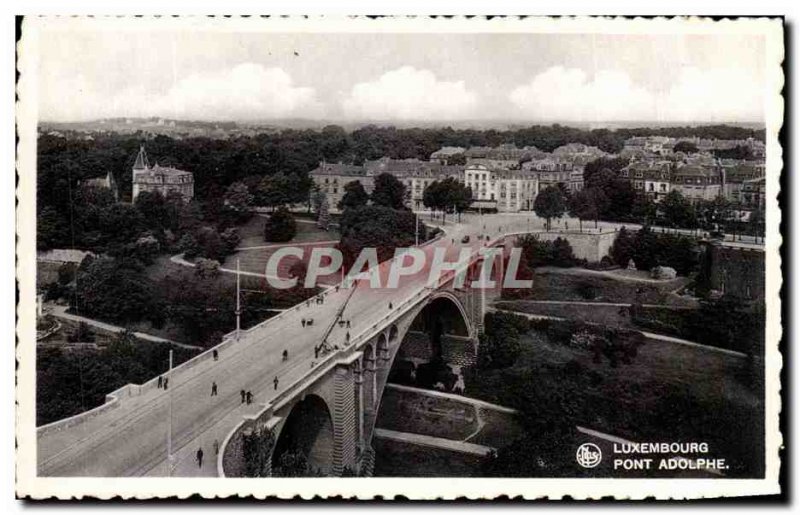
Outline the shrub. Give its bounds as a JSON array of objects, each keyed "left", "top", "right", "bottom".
[{"left": 264, "top": 207, "right": 297, "bottom": 242}]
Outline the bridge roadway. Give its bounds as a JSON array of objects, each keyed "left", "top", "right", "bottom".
[{"left": 37, "top": 213, "right": 541, "bottom": 477}]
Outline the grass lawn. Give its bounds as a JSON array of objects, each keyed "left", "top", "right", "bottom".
[
  {"left": 513, "top": 270, "right": 695, "bottom": 307},
  {"left": 236, "top": 213, "right": 340, "bottom": 248},
  {"left": 465, "top": 323, "right": 764, "bottom": 477},
  {"left": 372, "top": 438, "right": 484, "bottom": 477}
]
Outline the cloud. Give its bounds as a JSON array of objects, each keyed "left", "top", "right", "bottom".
[
  {"left": 509, "top": 66, "right": 655, "bottom": 123},
  {"left": 659, "top": 67, "right": 763, "bottom": 123},
  {"left": 40, "top": 64, "right": 323, "bottom": 121},
  {"left": 342, "top": 66, "right": 478, "bottom": 121},
  {"left": 509, "top": 66, "right": 763, "bottom": 123}
]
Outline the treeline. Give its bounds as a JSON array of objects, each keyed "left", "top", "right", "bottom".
[
  {"left": 37, "top": 331, "right": 199, "bottom": 425},
  {"left": 38, "top": 123, "right": 763, "bottom": 205}
]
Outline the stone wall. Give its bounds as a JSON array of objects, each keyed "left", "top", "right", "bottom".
[
  {"left": 530, "top": 230, "right": 619, "bottom": 262},
  {"left": 706, "top": 243, "right": 765, "bottom": 301}
]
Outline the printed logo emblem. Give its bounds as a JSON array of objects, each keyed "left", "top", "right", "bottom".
[{"left": 576, "top": 443, "right": 602, "bottom": 468}]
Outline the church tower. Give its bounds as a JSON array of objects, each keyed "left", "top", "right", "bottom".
[{"left": 131, "top": 145, "right": 150, "bottom": 201}]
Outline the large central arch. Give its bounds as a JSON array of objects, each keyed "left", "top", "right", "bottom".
[
  {"left": 271, "top": 394, "right": 334, "bottom": 477},
  {"left": 360, "top": 292, "right": 475, "bottom": 454}
]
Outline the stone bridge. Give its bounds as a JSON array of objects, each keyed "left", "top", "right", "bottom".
[
  {"left": 218, "top": 254, "right": 501, "bottom": 478},
  {"left": 36, "top": 217, "right": 520, "bottom": 478}
]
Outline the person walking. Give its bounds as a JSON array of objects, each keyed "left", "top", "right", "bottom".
[
  {"left": 196, "top": 448, "right": 204, "bottom": 469},
  {"left": 345, "top": 331, "right": 350, "bottom": 344},
  {"left": 301, "top": 318, "right": 306, "bottom": 328},
  {"left": 157, "top": 376, "right": 163, "bottom": 389},
  {"left": 213, "top": 349, "right": 218, "bottom": 361},
  {"left": 213, "top": 439, "right": 220, "bottom": 456},
  {"left": 246, "top": 391, "right": 253, "bottom": 404},
  {"left": 282, "top": 349, "right": 288, "bottom": 361},
  {"left": 388, "top": 302, "right": 393, "bottom": 310},
  {"left": 346, "top": 320, "right": 351, "bottom": 329},
  {"left": 211, "top": 382, "right": 218, "bottom": 396},
  {"left": 273, "top": 376, "right": 279, "bottom": 390},
  {"left": 240, "top": 389, "right": 246, "bottom": 404},
  {"left": 163, "top": 377, "right": 169, "bottom": 390}
]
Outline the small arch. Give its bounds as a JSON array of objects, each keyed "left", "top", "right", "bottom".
[
  {"left": 376, "top": 333, "right": 388, "bottom": 366},
  {"left": 388, "top": 324, "right": 399, "bottom": 343},
  {"left": 271, "top": 394, "right": 334, "bottom": 477},
  {"left": 361, "top": 343, "right": 376, "bottom": 411}
]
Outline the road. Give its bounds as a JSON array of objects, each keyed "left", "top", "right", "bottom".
[{"left": 37, "top": 213, "right": 533, "bottom": 477}]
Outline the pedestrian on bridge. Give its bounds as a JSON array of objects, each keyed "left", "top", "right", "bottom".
[
  {"left": 163, "top": 377, "right": 169, "bottom": 390},
  {"left": 282, "top": 349, "right": 288, "bottom": 361},
  {"left": 345, "top": 331, "right": 350, "bottom": 344},
  {"left": 273, "top": 376, "right": 279, "bottom": 390},
  {"left": 196, "top": 448, "right": 204, "bottom": 469},
  {"left": 301, "top": 318, "right": 306, "bottom": 328},
  {"left": 157, "top": 376, "right": 163, "bottom": 389},
  {"left": 211, "top": 382, "right": 218, "bottom": 396},
  {"left": 213, "top": 439, "right": 220, "bottom": 456},
  {"left": 246, "top": 391, "right": 253, "bottom": 404},
  {"left": 213, "top": 349, "right": 218, "bottom": 361},
  {"left": 346, "top": 320, "right": 351, "bottom": 329},
  {"left": 388, "top": 302, "right": 393, "bottom": 310},
  {"left": 240, "top": 389, "right": 246, "bottom": 404}
]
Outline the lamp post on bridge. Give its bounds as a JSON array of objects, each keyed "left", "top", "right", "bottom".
[{"left": 166, "top": 349, "right": 173, "bottom": 476}]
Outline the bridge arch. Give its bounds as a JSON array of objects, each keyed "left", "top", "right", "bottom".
[{"left": 271, "top": 394, "right": 334, "bottom": 477}]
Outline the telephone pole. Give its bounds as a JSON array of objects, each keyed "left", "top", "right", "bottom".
[
  {"left": 167, "top": 349, "right": 173, "bottom": 476},
  {"left": 235, "top": 259, "right": 242, "bottom": 340}
]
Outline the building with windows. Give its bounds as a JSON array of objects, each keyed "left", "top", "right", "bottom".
[
  {"left": 739, "top": 176, "right": 766, "bottom": 209},
  {"left": 669, "top": 165, "right": 722, "bottom": 202},
  {"left": 621, "top": 161, "right": 673, "bottom": 202},
  {"left": 310, "top": 162, "right": 372, "bottom": 209},
  {"left": 464, "top": 164, "right": 539, "bottom": 212},
  {"left": 131, "top": 146, "right": 194, "bottom": 202}
]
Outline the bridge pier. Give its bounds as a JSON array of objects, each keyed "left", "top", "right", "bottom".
[{"left": 332, "top": 363, "right": 358, "bottom": 476}]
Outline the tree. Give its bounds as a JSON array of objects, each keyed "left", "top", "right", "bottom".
[
  {"left": 424, "top": 178, "right": 472, "bottom": 222},
  {"left": 673, "top": 141, "right": 699, "bottom": 154},
  {"left": 338, "top": 205, "right": 417, "bottom": 265},
  {"left": 37, "top": 206, "right": 70, "bottom": 250},
  {"left": 264, "top": 207, "right": 297, "bottom": 242},
  {"left": 568, "top": 188, "right": 606, "bottom": 231},
  {"left": 661, "top": 190, "right": 697, "bottom": 229},
  {"left": 195, "top": 258, "right": 221, "bottom": 279},
  {"left": 370, "top": 173, "right": 407, "bottom": 209},
  {"left": 338, "top": 180, "right": 369, "bottom": 211},
  {"left": 74, "top": 256, "right": 161, "bottom": 325},
  {"left": 534, "top": 186, "right": 566, "bottom": 231},
  {"left": 697, "top": 195, "right": 732, "bottom": 232},
  {"left": 223, "top": 181, "right": 254, "bottom": 216},
  {"left": 316, "top": 195, "right": 330, "bottom": 231},
  {"left": 610, "top": 227, "right": 635, "bottom": 267},
  {"left": 134, "top": 190, "right": 168, "bottom": 230},
  {"left": 310, "top": 184, "right": 325, "bottom": 216}
]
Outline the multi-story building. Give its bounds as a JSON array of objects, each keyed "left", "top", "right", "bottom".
[
  {"left": 739, "top": 177, "right": 766, "bottom": 209},
  {"left": 621, "top": 161, "right": 672, "bottom": 202},
  {"left": 131, "top": 146, "right": 194, "bottom": 202},
  {"left": 310, "top": 158, "right": 464, "bottom": 210},
  {"left": 309, "top": 162, "right": 372, "bottom": 208},
  {"left": 721, "top": 164, "right": 764, "bottom": 203},
  {"left": 464, "top": 164, "right": 539, "bottom": 212},
  {"left": 669, "top": 164, "right": 722, "bottom": 202}
]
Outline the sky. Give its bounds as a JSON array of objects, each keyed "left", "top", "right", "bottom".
[{"left": 35, "top": 28, "right": 767, "bottom": 124}]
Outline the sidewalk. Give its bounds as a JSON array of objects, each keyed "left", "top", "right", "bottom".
[{"left": 47, "top": 304, "right": 204, "bottom": 351}]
